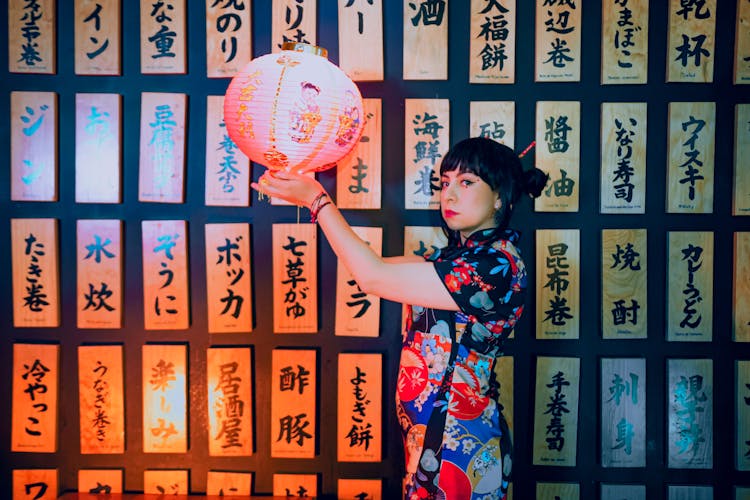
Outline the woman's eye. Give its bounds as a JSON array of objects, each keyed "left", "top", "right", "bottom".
[{"left": 461, "top": 179, "right": 474, "bottom": 186}]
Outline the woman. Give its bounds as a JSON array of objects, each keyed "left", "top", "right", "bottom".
[{"left": 253, "top": 137, "right": 547, "bottom": 500}]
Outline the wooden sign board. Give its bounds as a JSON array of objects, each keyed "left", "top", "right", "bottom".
[
  {"left": 601, "top": 358, "right": 646, "bottom": 467},
  {"left": 532, "top": 356, "right": 580, "bottom": 466},
  {"left": 404, "top": 226, "right": 448, "bottom": 258},
  {"left": 535, "top": 101, "right": 580, "bottom": 212},
  {"left": 602, "top": 229, "right": 648, "bottom": 339},
  {"left": 667, "top": 232, "right": 714, "bottom": 341},
  {"left": 11, "top": 91, "right": 58, "bottom": 202},
  {"left": 403, "top": 0, "right": 448, "bottom": 79},
  {"left": 273, "top": 474, "right": 318, "bottom": 497},
  {"left": 11, "top": 218, "right": 60, "bottom": 328},
  {"left": 469, "top": 0, "right": 516, "bottom": 83},
  {"left": 271, "top": 349, "right": 317, "bottom": 458},
  {"left": 206, "top": 0, "right": 252, "bottom": 78},
  {"left": 667, "top": 102, "right": 716, "bottom": 213},
  {"left": 205, "top": 223, "right": 253, "bottom": 333},
  {"left": 12, "top": 343, "right": 59, "bottom": 453},
  {"left": 601, "top": 484, "right": 646, "bottom": 500},
  {"left": 74, "top": 0, "right": 121, "bottom": 75},
  {"left": 335, "top": 227, "right": 382, "bottom": 337},
  {"left": 404, "top": 99, "right": 450, "bottom": 209},
  {"left": 536, "top": 229, "right": 580, "bottom": 339},
  {"left": 77, "top": 219, "right": 123, "bottom": 329},
  {"left": 470, "top": 101, "right": 515, "bottom": 147},
  {"left": 737, "top": 360, "right": 750, "bottom": 470},
  {"left": 736, "top": 0, "right": 750, "bottom": 84},
  {"left": 206, "top": 471, "right": 253, "bottom": 496},
  {"left": 143, "top": 344, "right": 187, "bottom": 453},
  {"left": 536, "top": 482, "right": 580, "bottom": 499},
  {"left": 601, "top": 0, "right": 648, "bottom": 84},
  {"left": 76, "top": 93, "right": 122, "bottom": 203},
  {"left": 271, "top": 0, "right": 316, "bottom": 51},
  {"left": 535, "top": 0, "right": 581, "bottom": 81},
  {"left": 272, "top": 223, "right": 318, "bottom": 333},
  {"left": 8, "top": 0, "right": 56, "bottom": 73},
  {"left": 205, "top": 95, "right": 251, "bottom": 207},
  {"left": 667, "top": 485, "right": 713, "bottom": 500},
  {"left": 78, "top": 469, "right": 122, "bottom": 493},
  {"left": 138, "top": 92, "right": 187, "bottom": 203},
  {"left": 142, "top": 220, "right": 189, "bottom": 330},
  {"left": 338, "top": 479, "right": 382, "bottom": 500},
  {"left": 666, "top": 0, "right": 716, "bottom": 82},
  {"left": 667, "top": 359, "right": 713, "bottom": 469},
  {"left": 207, "top": 347, "right": 253, "bottom": 456},
  {"left": 78, "top": 345, "right": 125, "bottom": 454},
  {"left": 338, "top": 0, "right": 384, "bottom": 81},
  {"left": 337, "top": 353, "right": 382, "bottom": 462},
  {"left": 13, "top": 469, "right": 57, "bottom": 499},
  {"left": 140, "top": 0, "right": 186, "bottom": 73},
  {"left": 735, "top": 232, "right": 750, "bottom": 342},
  {"left": 600, "top": 103, "right": 647, "bottom": 214},
  {"left": 738, "top": 487, "right": 750, "bottom": 500},
  {"left": 495, "top": 356, "right": 514, "bottom": 433},
  {"left": 144, "top": 470, "right": 189, "bottom": 494},
  {"left": 734, "top": 104, "right": 750, "bottom": 215},
  {"left": 337, "top": 98, "right": 383, "bottom": 210}
]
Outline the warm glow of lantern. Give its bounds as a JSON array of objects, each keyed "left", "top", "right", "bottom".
[{"left": 223, "top": 43, "right": 365, "bottom": 174}]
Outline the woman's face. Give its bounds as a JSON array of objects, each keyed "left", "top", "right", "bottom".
[{"left": 440, "top": 169, "right": 500, "bottom": 241}]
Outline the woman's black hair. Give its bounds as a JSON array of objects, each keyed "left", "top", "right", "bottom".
[{"left": 439, "top": 137, "right": 549, "bottom": 246}]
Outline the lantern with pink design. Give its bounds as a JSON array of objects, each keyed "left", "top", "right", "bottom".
[{"left": 223, "top": 43, "right": 364, "bottom": 174}]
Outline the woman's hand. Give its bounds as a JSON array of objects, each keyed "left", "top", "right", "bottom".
[{"left": 251, "top": 170, "right": 324, "bottom": 208}]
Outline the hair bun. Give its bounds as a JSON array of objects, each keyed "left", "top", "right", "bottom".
[{"left": 522, "top": 167, "right": 549, "bottom": 199}]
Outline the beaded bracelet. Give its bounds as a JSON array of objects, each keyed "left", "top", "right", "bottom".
[{"left": 309, "top": 191, "right": 331, "bottom": 223}]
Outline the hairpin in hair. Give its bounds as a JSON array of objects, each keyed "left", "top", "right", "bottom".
[{"left": 517, "top": 140, "right": 536, "bottom": 159}]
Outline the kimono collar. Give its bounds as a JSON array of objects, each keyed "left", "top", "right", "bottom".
[{"left": 462, "top": 227, "right": 520, "bottom": 248}]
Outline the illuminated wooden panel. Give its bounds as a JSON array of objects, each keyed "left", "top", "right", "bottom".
[
  {"left": 337, "top": 98, "right": 382, "bottom": 210},
  {"left": 536, "top": 229, "right": 580, "bottom": 339},
  {"left": 206, "top": 0, "right": 252, "bottom": 78},
  {"left": 536, "top": 482, "right": 579, "bottom": 499},
  {"left": 667, "top": 359, "right": 713, "bottom": 469},
  {"left": 271, "top": 0, "right": 316, "bottom": 51},
  {"left": 142, "top": 220, "right": 189, "bottom": 330},
  {"left": 667, "top": 102, "right": 715, "bottom": 213},
  {"left": 403, "top": 226, "right": 448, "bottom": 258},
  {"left": 403, "top": 0, "right": 448, "bottom": 79},
  {"left": 273, "top": 474, "right": 318, "bottom": 497},
  {"left": 535, "top": 101, "right": 580, "bottom": 212},
  {"left": 11, "top": 344, "right": 59, "bottom": 453},
  {"left": 11, "top": 218, "right": 60, "bottom": 328},
  {"left": 601, "top": 484, "right": 646, "bottom": 500},
  {"left": 207, "top": 347, "right": 253, "bottom": 456},
  {"left": 337, "top": 353, "right": 382, "bottom": 462},
  {"left": 735, "top": 232, "right": 750, "bottom": 342},
  {"left": 74, "top": 0, "right": 121, "bottom": 75},
  {"left": 143, "top": 470, "right": 189, "bottom": 494},
  {"left": 138, "top": 92, "right": 187, "bottom": 203},
  {"left": 9, "top": 0, "right": 55, "bottom": 73},
  {"left": 667, "top": 485, "right": 713, "bottom": 499},
  {"left": 13, "top": 469, "right": 57, "bottom": 499},
  {"left": 78, "top": 469, "right": 122, "bottom": 493},
  {"left": 10, "top": 91, "right": 58, "bottom": 201},
  {"left": 271, "top": 349, "right": 317, "bottom": 458},
  {"left": 206, "top": 471, "right": 253, "bottom": 495},
  {"left": 532, "top": 356, "right": 580, "bottom": 466},
  {"left": 335, "top": 227, "right": 382, "bottom": 337},
  {"left": 734, "top": 104, "right": 750, "bottom": 215},
  {"left": 404, "top": 99, "right": 450, "bottom": 210},
  {"left": 205, "top": 223, "right": 253, "bottom": 333},
  {"left": 77, "top": 220, "right": 123, "bottom": 329},
  {"left": 601, "top": 0, "right": 648, "bottom": 84},
  {"left": 738, "top": 486, "right": 750, "bottom": 500},
  {"left": 338, "top": 479, "right": 382, "bottom": 500},
  {"left": 78, "top": 345, "right": 125, "bottom": 454},
  {"left": 205, "top": 95, "right": 251, "bottom": 207},
  {"left": 470, "top": 101, "right": 515, "bottom": 148},
  {"left": 469, "top": 0, "right": 516, "bottom": 83},
  {"left": 666, "top": 0, "right": 716, "bottom": 82},
  {"left": 736, "top": 0, "right": 750, "bottom": 84},
  {"left": 602, "top": 229, "right": 647, "bottom": 339},
  {"left": 667, "top": 232, "right": 713, "bottom": 341},
  {"left": 534, "top": 0, "right": 581, "bottom": 81},
  {"left": 601, "top": 358, "right": 646, "bottom": 467},
  {"left": 140, "top": 0, "right": 186, "bottom": 73},
  {"left": 600, "top": 103, "right": 647, "bottom": 214},
  {"left": 495, "top": 356, "right": 514, "bottom": 434},
  {"left": 272, "top": 223, "right": 318, "bottom": 333},
  {"left": 75, "top": 93, "right": 121, "bottom": 203},
  {"left": 737, "top": 360, "right": 750, "bottom": 470},
  {"left": 142, "top": 344, "right": 187, "bottom": 453},
  {"left": 338, "top": 0, "right": 384, "bottom": 81}
]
